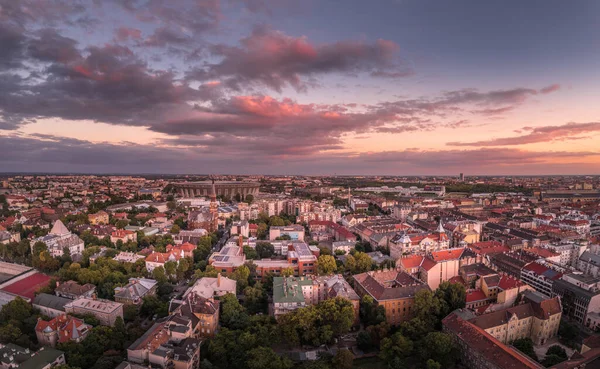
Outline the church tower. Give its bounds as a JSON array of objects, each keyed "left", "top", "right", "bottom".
[{"left": 209, "top": 179, "right": 218, "bottom": 232}]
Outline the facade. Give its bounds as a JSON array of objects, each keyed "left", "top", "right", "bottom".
[
  {"left": 552, "top": 273, "right": 600, "bottom": 327},
  {"left": 398, "top": 247, "right": 475, "bottom": 290},
  {"left": 64, "top": 297, "right": 124, "bottom": 326},
  {"left": 520, "top": 262, "right": 563, "bottom": 297},
  {"left": 33, "top": 220, "right": 84, "bottom": 257},
  {"left": 173, "top": 181, "right": 259, "bottom": 198},
  {"left": 35, "top": 315, "right": 91, "bottom": 347},
  {"left": 272, "top": 275, "right": 360, "bottom": 320},
  {"left": 578, "top": 251, "right": 600, "bottom": 278},
  {"left": 353, "top": 270, "right": 430, "bottom": 326},
  {"left": 443, "top": 311, "right": 543, "bottom": 369},
  {"left": 469, "top": 290, "right": 562, "bottom": 345},
  {"left": 114, "top": 278, "right": 158, "bottom": 305},
  {"left": 55, "top": 281, "right": 96, "bottom": 300},
  {"left": 169, "top": 292, "right": 220, "bottom": 338}
]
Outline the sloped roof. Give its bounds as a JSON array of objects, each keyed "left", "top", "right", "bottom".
[{"left": 50, "top": 220, "right": 69, "bottom": 236}]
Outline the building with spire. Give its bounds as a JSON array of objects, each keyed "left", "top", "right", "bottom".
[
  {"left": 33, "top": 220, "right": 84, "bottom": 258},
  {"left": 209, "top": 179, "right": 219, "bottom": 233},
  {"left": 35, "top": 314, "right": 91, "bottom": 347}
]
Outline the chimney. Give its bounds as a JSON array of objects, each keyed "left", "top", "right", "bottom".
[{"left": 217, "top": 273, "right": 221, "bottom": 287}]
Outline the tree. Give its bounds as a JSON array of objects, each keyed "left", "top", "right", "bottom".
[
  {"left": 232, "top": 264, "right": 251, "bottom": 292},
  {"left": 332, "top": 349, "right": 354, "bottom": 369},
  {"left": 194, "top": 236, "right": 213, "bottom": 262},
  {"left": 244, "top": 282, "right": 267, "bottom": 314},
  {"left": 512, "top": 338, "right": 538, "bottom": 362},
  {"left": 419, "top": 332, "right": 457, "bottom": 367},
  {"left": 269, "top": 216, "right": 286, "bottom": 227},
  {"left": 123, "top": 305, "right": 138, "bottom": 322},
  {"left": 170, "top": 224, "right": 181, "bottom": 234},
  {"left": 379, "top": 332, "right": 413, "bottom": 366},
  {"left": 244, "top": 246, "right": 258, "bottom": 260},
  {"left": 434, "top": 281, "right": 466, "bottom": 317},
  {"left": 140, "top": 295, "right": 169, "bottom": 318},
  {"left": 246, "top": 346, "right": 293, "bottom": 369},
  {"left": 426, "top": 359, "right": 442, "bottom": 369},
  {"left": 360, "top": 295, "right": 386, "bottom": 326},
  {"left": 317, "top": 255, "right": 337, "bottom": 275},
  {"left": 281, "top": 267, "right": 295, "bottom": 277},
  {"left": 256, "top": 242, "right": 275, "bottom": 259},
  {"left": 220, "top": 293, "right": 249, "bottom": 330},
  {"left": 543, "top": 345, "right": 568, "bottom": 366},
  {"left": 152, "top": 266, "right": 168, "bottom": 284},
  {"left": 357, "top": 331, "right": 374, "bottom": 351},
  {"left": 245, "top": 194, "right": 254, "bottom": 204},
  {"left": 115, "top": 219, "right": 129, "bottom": 229}
]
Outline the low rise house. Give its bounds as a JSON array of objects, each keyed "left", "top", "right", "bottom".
[
  {"left": 35, "top": 315, "right": 91, "bottom": 347},
  {"left": 114, "top": 278, "right": 158, "bottom": 305},
  {"left": 169, "top": 292, "right": 220, "bottom": 338},
  {"left": 55, "top": 281, "right": 96, "bottom": 300},
  {"left": 183, "top": 274, "right": 236, "bottom": 300},
  {"left": 65, "top": 297, "right": 124, "bottom": 326}
]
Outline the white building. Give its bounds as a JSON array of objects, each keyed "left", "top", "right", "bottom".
[{"left": 33, "top": 220, "right": 84, "bottom": 257}]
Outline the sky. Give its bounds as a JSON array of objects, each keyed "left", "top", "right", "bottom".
[{"left": 0, "top": 0, "right": 599, "bottom": 175}]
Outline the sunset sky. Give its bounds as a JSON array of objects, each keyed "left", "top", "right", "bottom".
[{"left": 1, "top": 0, "right": 599, "bottom": 175}]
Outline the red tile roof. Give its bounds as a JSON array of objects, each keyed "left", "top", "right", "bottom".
[
  {"left": 466, "top": 289, "right": 487, "bottom": 303},
  {"left": 498, "top": 275, "right": 525, "bottom": 290},
  {"left": 430, "top": 248, "right": 464, "bottom": 261},
  {"left": 443, "top": 313, "right": 543, "bottom": 369},
  {"left": 399, "top": 255, "right": 424, "bottom": 269}
]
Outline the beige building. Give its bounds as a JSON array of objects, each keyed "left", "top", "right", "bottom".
[
  {"left": 64, "top": 297, "right": 124, "bottom": 326},
  {"left": 88, "top": 211, "right": 109, "bottom": 225},
  {"left": 469, "top": 290, "right": 562, "bottom": 345}
]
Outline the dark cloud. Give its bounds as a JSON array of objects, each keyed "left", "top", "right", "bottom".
[
  {"left": 448, "top": 121, "right": 600, "bottom": 146},
  {"left": 1, "top": 134, "right": 597, "bottom": 175},
  {"left": 27, "top": 29, "right": 80, "bottom": 63},
  {"left": 142, "top": 27, "right": 192, "bottom": 47},
  {"left": 114, "top": 0, "right": 221, "bottom": 33},
  {"left": 114, "top": 27, "right": 142, "bottom": 42},
  {"left": 186, "top": 26, "right": 410, "bottom": 92},
  {"left": 0, "top": 22, "right": 27, "bottom": 68}
]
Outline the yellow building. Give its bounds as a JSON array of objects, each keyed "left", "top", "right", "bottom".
[
  {"left": 88, "top": 210, "right": 109, "bottom": 225},
  {"left": 468, "top": 290, "right": 562, "bottom": 345}
]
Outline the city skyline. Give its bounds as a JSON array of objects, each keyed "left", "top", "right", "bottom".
[{"left": 1, "top": 0, "right": 599, "bottom": 174}]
